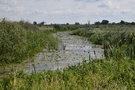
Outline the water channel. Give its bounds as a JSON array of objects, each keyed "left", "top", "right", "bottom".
[{"left": 0, "top": 31, "right": 104, "bottom": 75}]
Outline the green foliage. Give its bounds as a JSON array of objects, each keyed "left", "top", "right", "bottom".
[
  {"left": 53, "top": 24, "right": 88, "bottom": 31},
  {"left": 39, "top": 21, "right": 45, "bottom": 27},
  {"left": 0, "top": 20, "right": 27, "bottom": 63},
  {"left": 0, "top": 19, "right": 58, "bottom": 63},
  {"left": 0, "top": 59, "right": 134, "bottom": 89},
  {"left": 101, "top": 20, "right": 109, "bottom": 24},
  {"left": 0, "top": 24, "right": 135, "bottom": 89},
  {"left": 53, "top": 24, "right": 70, "bottom": 31},
  {"left": 73, "top": 25, "right": 135, "bottom": 59},
  {"left": 18, "top": 20, "right": 39, "bottom": 31}
]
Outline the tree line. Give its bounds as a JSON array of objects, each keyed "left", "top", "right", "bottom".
[
  {"left": 33, "top": 20, "right": 135, "bottom": 26},
  {"left": 95, "top": 20, "right": 135, "bottom": 25}
]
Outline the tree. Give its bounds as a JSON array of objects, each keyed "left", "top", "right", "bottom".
[
  {"left": 95, "top": 21, "right": 100, "bottom": 25},
  {"left": 33, "top": 21, "right": 37, "bottom": 25},
  {"left": 66, "top": 23, "right": 69, "bottom": 25},
  {"left": 39, "top": 21, "right": 45, "bottom": 26},
  {"left": 101, "top": 20, "right": 109, "bottom": 25},
  {"left": 75, "top": 22, "right": 80, "bottom": 25},
  {"left": 131, "top": 22, "right": 135, "bottom": 25},
  {"left": 120, "top": 20, "right": 125, "bottom": 24}
]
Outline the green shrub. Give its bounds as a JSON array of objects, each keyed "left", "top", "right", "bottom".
[{"left": 0, "top": 19, "right": 27, "bottom": 63}]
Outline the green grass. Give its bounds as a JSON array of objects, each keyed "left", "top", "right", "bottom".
[{"left": 0, "top": 59, "right": 134, "bottom": 90}]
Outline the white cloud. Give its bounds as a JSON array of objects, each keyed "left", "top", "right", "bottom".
[
  {"left": 98, "top": 0, "right": 119, "bottom": 9},
  {"left": 74, "top": 0, "right": 100, "bottom": 2},
  {"left": 0, "top": 0, "right": 134, "bottom": 23},
  {"left": 0, "top": 0, "right": 25, "bottom": 14}
]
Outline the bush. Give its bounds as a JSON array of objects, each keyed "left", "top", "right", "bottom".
[{"left": 0, "top": 19, "right": 27, "bottom": 63}]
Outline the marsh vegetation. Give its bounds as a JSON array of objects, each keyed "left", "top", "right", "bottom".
[
  {"left": 0, "top": 19, "right": 58, "bottom": 64},
  {"left": 0, "top": 20, "right": 135, "bottom": 89}
]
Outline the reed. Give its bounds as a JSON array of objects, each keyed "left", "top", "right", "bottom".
[
  {"left": 0, "top": 19, "right": 58, "bottom": 64},
  {"left": 0, "top": 58, "right": 134, "bottom": 90}
]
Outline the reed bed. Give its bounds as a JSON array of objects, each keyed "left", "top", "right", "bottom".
[{"left": 0, "top": 19, "right": 58, "bottom": 64}]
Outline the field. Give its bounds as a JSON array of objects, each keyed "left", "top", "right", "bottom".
[{"left": 0, "top": 20, "right": 135, "bottom": 90}]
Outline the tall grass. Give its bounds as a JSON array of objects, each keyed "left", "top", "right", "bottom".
[
  {"left": 53, "top": 24, "right": 87, "bottom": 31},
  {"left": 0, "top": 19, "right": 58, "bottom": 64},
  {"left": 0, "top": 59, "right": 134, "bottom": 90},
  {"left": 73, "top": 25, "right": 135, "bottom": 59}
]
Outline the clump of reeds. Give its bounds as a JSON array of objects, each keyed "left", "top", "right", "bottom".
[{"left": 0, "top": 19, "right": 58, "bottom": 64}]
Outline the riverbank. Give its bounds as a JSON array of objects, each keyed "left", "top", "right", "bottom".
[{"left": 0, "top": 56, "right": 134, "bottom": 89}]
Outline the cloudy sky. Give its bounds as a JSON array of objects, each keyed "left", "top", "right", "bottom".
[{"left": 0, "top": 0, "right": 135, "bottom": 24}]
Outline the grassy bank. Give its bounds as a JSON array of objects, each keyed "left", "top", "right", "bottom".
[
  {"left": 0, "top": 19, "right": 58, "bottom": 64},
  {"left": 0, "top": 59, "right": 134, "bottom": 90}
]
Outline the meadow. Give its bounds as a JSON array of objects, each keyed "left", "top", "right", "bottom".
[{"left": 0, "top": 21, "right": 135, "bottom": 90}]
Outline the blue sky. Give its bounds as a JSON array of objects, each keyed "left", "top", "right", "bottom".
[{"left": 0, "top": 0, "right": 135, "bottom": 24}]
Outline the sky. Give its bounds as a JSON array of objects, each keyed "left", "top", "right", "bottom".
[{"left": 0, "top": 0, "right": 135, "bottom": 24}]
